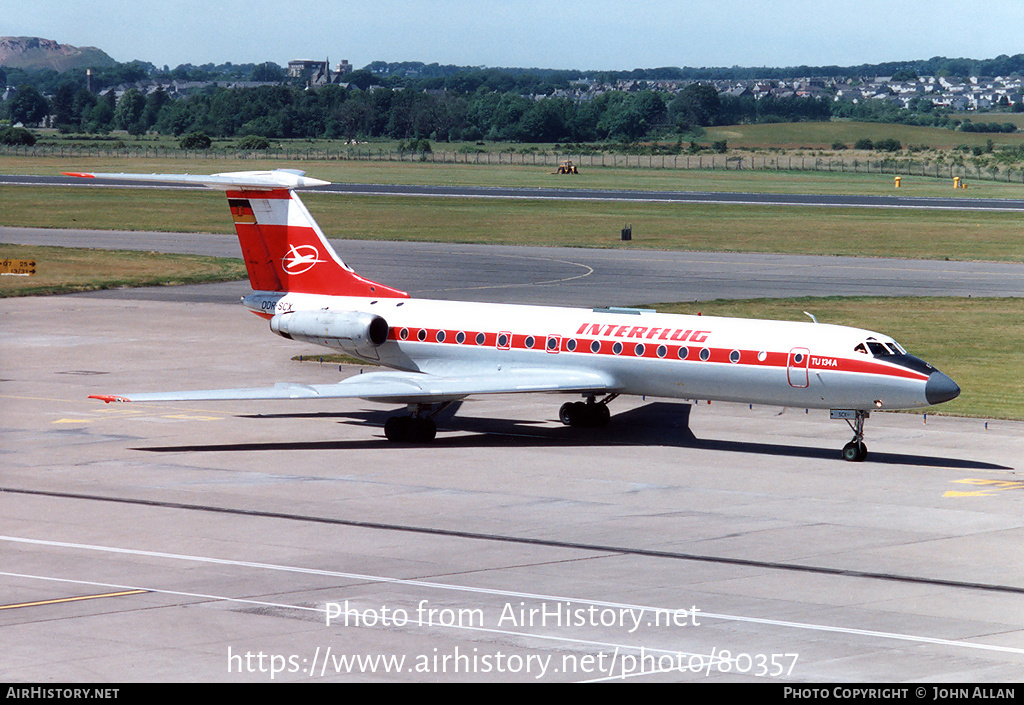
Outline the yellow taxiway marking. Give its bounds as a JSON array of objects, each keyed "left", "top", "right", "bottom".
[
  {"left": 53, "top": 411, "right": 222, "bottom": 424},
  {"left": 0, "top": 589, "right": 148, "bottom": 611},
  {"left": 945, "top": 479, "right": 1024, "bottom": 498}
]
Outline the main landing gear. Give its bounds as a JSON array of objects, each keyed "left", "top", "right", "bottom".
[
  {"left": 384, "top": 415, "right": 436, "bottom": 443},
  {"left": 383, "top": 402, "right": 453, "bottom": 443},
  {"left": 841, "top": 410, "right": 869, "bottom": 462},
  {"left": 559, "top": 395, "right": 617, "bottom": 428}
]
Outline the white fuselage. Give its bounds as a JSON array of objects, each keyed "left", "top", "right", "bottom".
[{"left": 246, "top": 292, "right": 938, "bottom": 412}]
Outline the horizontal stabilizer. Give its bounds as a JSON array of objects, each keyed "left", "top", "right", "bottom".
[
  {"left": 62, "top": 169, "right": 330, "bottom": 190},
  {"left": 90, "top": 368, "right": 618, "bottom": 405}
]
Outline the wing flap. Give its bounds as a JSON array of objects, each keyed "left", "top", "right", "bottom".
[{"left": 90, "top": 368, "right": 618, "bottom": 405}]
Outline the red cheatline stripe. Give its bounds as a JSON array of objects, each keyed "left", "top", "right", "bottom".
[{"left": 385, "top": 327, "right": 929, "bottom": 381}]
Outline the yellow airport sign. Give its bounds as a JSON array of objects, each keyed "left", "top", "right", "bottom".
[{"left": 0, "top": 258, "right": 36, "bottom": 276}]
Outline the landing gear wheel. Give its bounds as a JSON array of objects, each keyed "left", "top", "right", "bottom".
[
  {"left": 414, "top": 417, "right": 437, "bottom": 443},
  {"left": 842, "top": 441, "right": 867, "bottom": 462},
  {"left": 559, "top": 399, "right": 612, "bottom": 428},
  {"left": 559, "top": 402, "right": 576, "bottom": 426},
  {"left": 384, "top": 416, "right": 436, "bottom": 443},
  {"left": 840, "top": 410, "right": 870, "bottom": 462},
  {"left": 384, "top": 416, "right": 406, "bottom": 441}
]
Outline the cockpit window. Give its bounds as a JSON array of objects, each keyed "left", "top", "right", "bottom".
[
  {"left": 855, "top": 337, "right": 934, "bottom": 375},
  {"left": 858, "top": 338, "right": 907, "bottom": 357}
]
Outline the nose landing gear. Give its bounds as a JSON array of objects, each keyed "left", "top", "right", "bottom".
[{"left": 840, "top": 410, "right": 869, "bottom": 462}]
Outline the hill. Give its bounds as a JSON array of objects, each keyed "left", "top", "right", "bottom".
[{"left": 0, "top": 36, "right": 117, "bottom": 72}]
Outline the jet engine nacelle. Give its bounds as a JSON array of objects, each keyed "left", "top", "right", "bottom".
[{"left": 270, "top": 310, "right": 389, "bottom": 355}]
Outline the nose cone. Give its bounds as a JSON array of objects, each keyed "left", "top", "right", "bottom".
[{"left": 926, "top": 370, "right": 961, "bottom": 406}]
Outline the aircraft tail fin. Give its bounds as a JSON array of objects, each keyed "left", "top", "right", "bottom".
[
  {"left": 62, "top": 170, "right": 409, "bottom": 298},
  {"left": 224, "top": 185, "right": 408, "bottom": 297}
]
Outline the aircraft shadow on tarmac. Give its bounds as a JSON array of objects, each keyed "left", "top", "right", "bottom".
[{"left": 136, "top": 402, "right": 1009, "bottom": 470}]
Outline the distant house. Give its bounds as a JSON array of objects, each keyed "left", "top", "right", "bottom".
[
  {"left": 724, "top": 86, "right": 753, "bottom": 98},
  {"left": 288, "top": 59, "right": 354, "bottom": 87},
  {"left": 288, "top": 60, "right": 327, "bottom": 80}
]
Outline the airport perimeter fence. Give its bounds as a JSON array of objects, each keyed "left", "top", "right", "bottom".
[{"left": 4, "top": 143, "right": 1024, "bottom": 184}]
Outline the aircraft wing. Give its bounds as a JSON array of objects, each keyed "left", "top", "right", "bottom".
[{"left": 90, "top": 368, "right": 618, "bottom": 406}]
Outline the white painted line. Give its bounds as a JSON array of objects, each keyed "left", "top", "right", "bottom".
[{"left": 3, "top": 534, "right": 1022, "bottom": 657}]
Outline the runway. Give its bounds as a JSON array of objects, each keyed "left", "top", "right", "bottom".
[
  {"left": 3, "top": 181, "right": 1024, "bottom": 682},
  {"left": 5, "top": 172, "right": 1024, "bottom": 212}
]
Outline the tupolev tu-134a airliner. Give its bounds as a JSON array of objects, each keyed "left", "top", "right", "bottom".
[{"left": 72, "top": 169, "right": 961, "bottom": 462}]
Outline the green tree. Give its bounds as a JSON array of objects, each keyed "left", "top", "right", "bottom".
[
  {"left": 52, "top": 83, "right": 79, "bottom": 130},
  {"left": 10, "top": 85, "right": 50, "bottom": 126},
  {"left": 114, "top": 88, "right": 146, "bottom": 132},
  {"left": 252, "top": 62, "right": 284, "bottom": 82},
  {"left": 598, "top": 91, "right": 666, "bottom": 141},
  {"left": 0, "top": 127, "right": 36, "bottom": 146},
  {"left": 486, "top": 93, "right": 533, "bottom": 141},
  {"left": 236, "top": 135, "right": 270, "bottom": 150},
  {"left": 518, "top": 99, "right": 570, "bottom": 142},
  {"left": 669, "top": 83, "right": 721, "bottom": 130},
  {"left": 142, "top": 86, "right": 170, "bottom": 130},
  {"left": 72, "top": 88, "right": 97, "bottom": 127},
  {"left": 874, "top": 138, "right": 902, "bottom": 152},
  {"left": 345, "top": 70, "right": 378, "bottom": 91},
  {"left": 179, "top": 131, "right": 212, "bottom": 149},
  {"left": 86, "top": 91, "right": 117, "bottom": 133}
]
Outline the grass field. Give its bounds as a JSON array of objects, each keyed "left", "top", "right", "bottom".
[
  {"left": 0, "top": 244, "right": 246, "bottom": 297},
  {"left": 949, "top": 112, "right": 1024, "bottom": 129},
  {"left": 703, "top": 121, "right": 1024, "bottom": 150}
]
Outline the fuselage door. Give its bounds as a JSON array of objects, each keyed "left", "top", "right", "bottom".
[{"left": 787, "top": 347, "right": 810, "bottom": 388}]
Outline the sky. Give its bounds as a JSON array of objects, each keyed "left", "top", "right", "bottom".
[{"left": 4, "top": 0, "right": 1023, "bottom": 72}]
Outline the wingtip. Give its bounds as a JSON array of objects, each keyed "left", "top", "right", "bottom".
[
  {"left": 62, "top": 172, "right": 95, "bottom": 178},
  {"left": 88, "top": 394, "right": 130, "bottom": 403}
]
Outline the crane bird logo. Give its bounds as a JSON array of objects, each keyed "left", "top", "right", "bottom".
[{"left": 281, "top": 245, "right": 325, "bottom": 275}]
